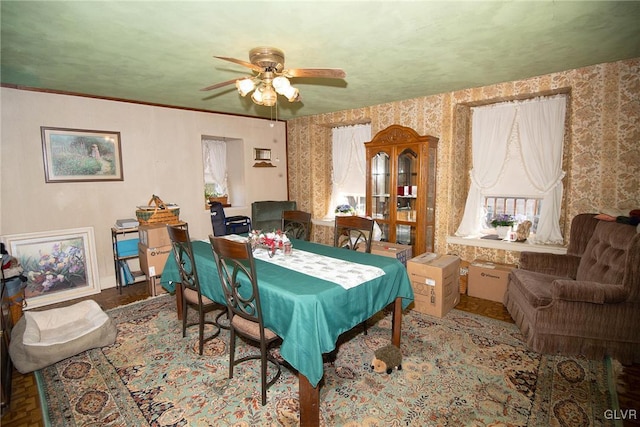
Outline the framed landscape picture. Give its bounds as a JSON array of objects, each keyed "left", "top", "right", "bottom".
[
  {"left": 41, "top": 127, "right": 123, "bottom": 182},
  {"left": 1, "top": 227, "right": 100, "bottom": 309}
]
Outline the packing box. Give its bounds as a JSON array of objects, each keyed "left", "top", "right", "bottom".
[
  {"left": 138, "top": 224, "right": 172, "bottom": 248},
  {"left": 407, "top": 253, "right": 460, "bottom": 318},
  {"left": 370, "top": 241, "right": 413, "bottom": 266},
  {"left": 467, "top": 259, "right": 516, "bottom": 302},
  {"left": 138, "top": 243, "right": 173, "bottom": 278}
]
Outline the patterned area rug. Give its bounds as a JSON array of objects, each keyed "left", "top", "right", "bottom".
[{"left": 35, "top": 294, "right": 617, "bottom": 426}]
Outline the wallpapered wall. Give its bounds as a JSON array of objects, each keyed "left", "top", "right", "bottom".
[{"left": 286, "top": 58, "right": 640, "bottom": 265}]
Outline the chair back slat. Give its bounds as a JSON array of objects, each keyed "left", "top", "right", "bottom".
[
  {"left": 282, "top": 210, "right": 312, "bottom": 241},
  {"left": 333, "top": 216, "right": 374, "bottom": 253}
]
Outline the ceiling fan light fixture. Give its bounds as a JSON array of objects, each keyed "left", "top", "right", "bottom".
[
  {"left": 282, "top": 85, "right": 300, "bottom": 102},
  {"left": 236, "top": 78, "right": 256, "bottom": 97},
  {"left": 272, "top": 76, "right": 291, "bottom": 94},
  {"left": 261, "top": 84, "right": 277, "bottom": 106},
  {"left": 251, "top": 86, "right": 264, "bottom": 104}
]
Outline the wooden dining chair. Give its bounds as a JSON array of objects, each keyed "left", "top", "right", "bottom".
[
  {"left": 209, "top": 235, "right": 282, "bottom": 406},
  {"left": 333, "top": 215, "right": 375, "bottom": 334},
  {"left": 167, "top": 224, "right": 224, "bottom": 355},
  {"left": 281, "top": 210, "right": 312, "bottom": 241},
  {"left": 333, "top": 215, "right": 374, "bottom": 253}
]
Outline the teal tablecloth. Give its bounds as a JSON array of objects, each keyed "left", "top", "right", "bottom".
[{"left": 161, "top": 239, "right": 414, "bottom": 387}]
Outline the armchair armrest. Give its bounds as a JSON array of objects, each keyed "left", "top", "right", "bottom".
[
  {"left": 520, "top": 252, "right": 581, "bottom": 278},
  {"left": 551, "top": 279, "right": 629, "bottom": 304}
]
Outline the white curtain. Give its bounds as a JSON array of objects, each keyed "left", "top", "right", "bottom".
[
  {"left": 518, "top": 96, "right": 566, "bottom": 243},
  {"left": 455, "top": 104, "right": 516, "bottom": 236},
  {"left": 202, "top": 139, "right": 228, "bottom": 195},
  {"left": 329, "top": 124, "right": 370, "bottom": 215},
  {"left": 455, "top": 96, "right": 567, "bottom": 243}
]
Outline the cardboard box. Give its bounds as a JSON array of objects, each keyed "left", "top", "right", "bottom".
[
  {"left": 467, "top": 259, "right": 516, "bottom": 302},
  {"left": 407, "top": 253, "right": 460, "bottom": 318},
  {"left": 370, "top": 241, "right": 413, "bottom": 266},
  {"left": 138, "top": 224, "right": 172, "bottom": 248},
  {"left": 138, "top": 243, "right": 173, "bottom": 278}
]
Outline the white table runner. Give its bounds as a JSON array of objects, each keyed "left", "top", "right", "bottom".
[{"left": 220, "top": 235, "right": 384, "bottom": 290}]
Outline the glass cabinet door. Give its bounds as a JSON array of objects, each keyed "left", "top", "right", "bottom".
[
  {"left": 370, "top": 151, "right": 390, "bottom": 222},
  {"left": 396, "top": 147, "right": 418, "bottom": 219},
  {"left": 425, "top": 146, "right": 437, "bottom": 252}
]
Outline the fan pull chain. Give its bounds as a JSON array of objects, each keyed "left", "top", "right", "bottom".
[{"left": 269, "top": 99, "right": 278, "bottom": 127}]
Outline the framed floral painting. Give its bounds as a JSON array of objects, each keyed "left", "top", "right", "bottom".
[{"left": 1, "top": 227, "right": 100, "bottom": 309}]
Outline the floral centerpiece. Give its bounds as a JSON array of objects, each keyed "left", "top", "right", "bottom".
[
  {"left": 335, "top": 204, "right": 356, "bottom": 216},
  {"left": 249, "top": 229, "right": 290, "bottom": 250}
]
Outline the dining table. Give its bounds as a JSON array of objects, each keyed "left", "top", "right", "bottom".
[{"left": 161, "top": 236, "right": 414, "bottom": 426}]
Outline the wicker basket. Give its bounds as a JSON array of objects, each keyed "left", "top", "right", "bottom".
[{"left": 136, "top": 195, "right": 180, "bottom": 225}]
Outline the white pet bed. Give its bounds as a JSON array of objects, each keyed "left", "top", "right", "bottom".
[{"left": 9, "top": 299, "right": 117, "bottom": 373}]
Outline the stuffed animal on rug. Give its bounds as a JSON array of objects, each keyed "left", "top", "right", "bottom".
[{"left": 371, "top": 344, "right": 402, "bottom": 374}]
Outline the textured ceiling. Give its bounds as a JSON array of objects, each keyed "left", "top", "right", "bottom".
[{"left": 2, "top": 1, "right": 639, "bottom": 120}]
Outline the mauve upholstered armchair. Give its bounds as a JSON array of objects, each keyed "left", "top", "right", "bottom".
[{"left": 504, "top": 213, "right": 640, "bottom": 364}]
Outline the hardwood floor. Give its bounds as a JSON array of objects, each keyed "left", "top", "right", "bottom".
[{"left": 2, "top": 282, "right": 638, "bottom": 426}]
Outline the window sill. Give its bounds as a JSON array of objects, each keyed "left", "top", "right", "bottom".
[
  {"left": 446, "top": 235, "right": 567, "bottom": 254},
  {"left": 312, "top": 218, "right": 334, "bottom": 227}
]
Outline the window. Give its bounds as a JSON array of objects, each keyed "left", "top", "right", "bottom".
[
  {"left": 202, "top": 138, "right": 228, "bottom": 200},
  {"left": 484, "top": 196, "right": 542, "bottom": 231},
  {"left": 455, "top": 95, "right": 567, "bottom": 244},
  {"left": 328, "top": 123, "right": 371, "bottom": 217},
  {"left": 202, "top": 136, "right": 245, "bottom": 207}
]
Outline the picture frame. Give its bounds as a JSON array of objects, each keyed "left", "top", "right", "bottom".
[
  {"left": 1, "top": 227, "right": 100, "bottom": 309},
  {"left": 41, "top": 127, "right": 123, "bottom": 182},
  {"left": 253, "top": 147, "right": 275, "bottom": 167},
  {"left": 254, "top": 147, "right": 271, "bottom": 161}
]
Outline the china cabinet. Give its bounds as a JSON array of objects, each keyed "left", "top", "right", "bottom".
[{"left": 365, "top": 125, "right": 438, "bottom": 256}]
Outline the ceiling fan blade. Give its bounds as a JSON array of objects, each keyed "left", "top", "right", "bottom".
[
  {"left": 214, "top": 56, "right": 263, "bottom": 72},
  {"left": 200, "top": 78, "right": 242, "bottom": 91},
  {"left": 284, "top": 68, "right": 346, "bottom": 79}
]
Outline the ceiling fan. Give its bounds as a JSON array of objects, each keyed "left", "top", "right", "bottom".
[{"left": 201, "top": 46, "right": 346, "bottom": 107}]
